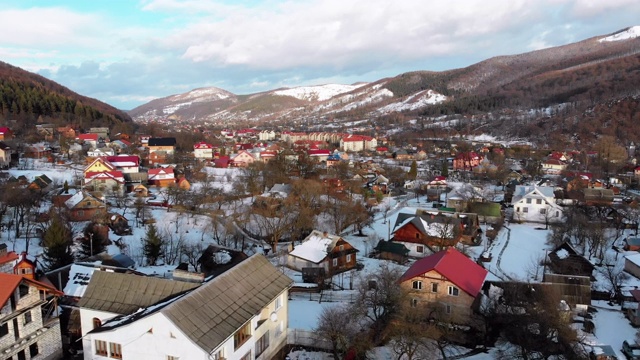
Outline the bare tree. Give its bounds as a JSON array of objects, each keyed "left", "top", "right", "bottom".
[
  {"left": 598, "top": 253, "right": 629, "bottom": 301},
  {"left": 316, "top": 305, "right": 358, "bottom": 360},
  {"left": 181, "top": 242, "right": 204, "bottom": 272}
]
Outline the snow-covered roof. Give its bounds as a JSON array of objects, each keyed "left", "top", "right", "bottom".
[
  {"left": 289, "top": 230, "right": 341, "bottom": 263},
  {"left": 63, "top": 264, "right": 97, "bottom": 298},
  {"left": 626, "top": 253, "right": 640, "bottom": 267}
]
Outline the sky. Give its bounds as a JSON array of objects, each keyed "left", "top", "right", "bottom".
[{"left": 1, "top": 0, "right": 639, "bottom": 111}]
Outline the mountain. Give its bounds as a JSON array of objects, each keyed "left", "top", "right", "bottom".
[
  {"left": 0, "top": 61, "right": 132, "bottom": 131},
  {"left": 129, "top": 27, "right": 640, "bottom": 146}
]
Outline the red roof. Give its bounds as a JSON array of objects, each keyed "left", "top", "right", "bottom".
[
  {"left": 307, "top": 149, "right": 331, "bottom": 156},
  {"left": 0, "top": 251, "right": 19, "bottom": 265},
  {"left": 78, "top": 133, "right": 99, "bottom": 141},
  {"left": 194, "top": 142, "right": 213, "bottom": 149},
  {"left": 148, "top": 167, "right": 174, "bottom": 176},
  {"left": 400, "top": 248, "right": 487, "bottom": 297},
  {"left": 0, "top": 127, "right": 10, "bottom": 134},
  {"left": 454, "top": 151, "right": 481, "bottom": 160},
  {"left": 104, "top": 155, "right": 140, "bottom": 166},
  {"left": 0, "top": 273, "right": 63, "bottom": 308}
]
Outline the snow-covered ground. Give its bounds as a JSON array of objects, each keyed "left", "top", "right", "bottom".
[{"left": 274, "top": 83, "right": 368, "bottom": 102}]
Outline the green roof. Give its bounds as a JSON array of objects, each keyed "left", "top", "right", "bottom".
[
  {"left": 375, "top": 240, "right": 409, "bottom": 255},
  {"left": 469, "top": 202, "right": 502, "bottom": 217}
]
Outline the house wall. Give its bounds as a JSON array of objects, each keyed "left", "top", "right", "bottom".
[
  {"left": 84, "top": 290, "right": 290, "bottom": 360},
  {"left": 513, "top": 196, "right": 563, "bottom": 223},
  {"left": 0, "top": 284, "right": 63, "bottom": 360},
  {"left": 194, "top": 148, "right": 213, "bottom": 159},
  {"left": 84, "top": 161, "right": 112, "bottom": 175},
  {"left": 393, "top": 223, "right": 459, "bottom": 252},
  {"left": 286, "top": 256, "right": 326, "bottom": 273},
  {"left": 69, "top": 208, "right": 106, "bottom": 222},
  {"left": 393, "top": 241, "right": 430, "bottom": 258},
  {"left": 401, "top": 270, "right": 477, "bottom": 324},
  {"left": 148, "top": 145, "right": 175, "bottom": 155},
  {"left": 625, "top": 260, "right": 640, "bottom": 279}
]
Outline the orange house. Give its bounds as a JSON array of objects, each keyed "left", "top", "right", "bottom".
[
  {"left": 14, "top": 253, "right": 36, "bottom": 279},
  {"left": 148, "top": 167, "right": 175, "bottom": 187}
]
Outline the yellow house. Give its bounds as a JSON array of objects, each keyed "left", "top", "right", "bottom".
[{"left": 84, "top": 158, "right": 115, "bottom": 176}]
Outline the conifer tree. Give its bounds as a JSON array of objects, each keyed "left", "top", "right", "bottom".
[
  {"left": 41, "top": 213, "right": 74, "bottom": 271},
  {"left": 143, "top": 223, "right": 164, "bottom": 266},
  {"left": 408, "top": 160, "right": 418, "bottom": 180}
]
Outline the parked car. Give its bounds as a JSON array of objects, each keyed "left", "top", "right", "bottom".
[{"left": 622, "top": 340, "right": 640, "bottom": 360}]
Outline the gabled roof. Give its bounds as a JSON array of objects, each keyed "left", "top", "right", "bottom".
[
  {"left": 289, "top": 230, "right": 343, "bottom": 263},
  {"left": 84, "top": 170, "right": 125, "bottom": 184},
  {"left": 77, "top": 133, "right": 99, "bottom": 142},
  {"left": 84, "top": 157, "right": 116, "bottom": 173},
  {"left": 400, "top": 248, "right": 487, "bottom": 297},
  {"left": 148, "top": 137, "right": 176, "bottom": 146},
  {"left": 64, "top": 191, "right": 106, "bottom": 209},
  {"left": 0, "top": 248, "right": 19, "bottom": 265},
  {"left": 0, "top": 272, "right": 63, "bottom": 309},
  {"left": 511, "top": 185, "right": 556, "bottom": 204},
  {"left": 162, "top": 254, "right": 292, "bottom": 352},
  {"left": 78, "top": 271, "right": 199, "bottom": 314}
]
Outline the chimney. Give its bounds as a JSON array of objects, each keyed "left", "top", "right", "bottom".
[{"left": 323, "top": 231, "right": 328, "bottom": 238}]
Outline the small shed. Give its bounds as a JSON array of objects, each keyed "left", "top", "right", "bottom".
[
  {"left": 374, "top": 240, "right": 409, "bottom": 264},
  {"left": 624, "top": 237, "right": 640, "bottom": 252},
  {"left": 547, "top": 242, "right": 595, "bottom": 278},
  {"left": 589, "top": 345, "right": 617, "bottom": 360}
]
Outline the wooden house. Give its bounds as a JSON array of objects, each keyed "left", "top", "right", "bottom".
[
  {"left": 63, "top": 191, "right": 107, "bottom": 222},
  {"left": 287, "top": 230, "right": 358, "bottom": 275},
  {"left": 147, "top": 167, "right": 175, "bottom": 187},
  {"left": 391, "top": 211, "right": 464, "bottom": 256},
  {"left": 374, "top": 240, "right": 409, "bottom": 264},
  {"left": 547, "top": 242, "right": 595, "bottom": 278}
]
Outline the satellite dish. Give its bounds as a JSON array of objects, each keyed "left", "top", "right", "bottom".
[{"left": 270, "top": 311, "right": 278, "bottom": 322}]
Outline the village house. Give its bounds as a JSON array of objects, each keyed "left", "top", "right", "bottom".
[
  {"left": 84, "top": 171, "right": 125, "bottom": 195},
  {"left": 82, "top": 254, "right": 292, "bottom": 360},
  {"left": 0, "top": 272, "right": 64, "bottom": 360},
  {"left": 64, "top": 191, "right": 107, "bottom": 222},
  {"left": 287, "top": 230, "right": 359, "bottom": 275},
  {"left": 453, "top": 152, "right": 483, "bottom": 171},
  {"left": 23, "top": 144, "right": 51, "bottom": 159},
  {"left": 541, "top": 158, "right": 568, "bottom": 175},
  {"left": 231, "top": 150, "right": 256, "bottom": 167},
  {"left": 391, "top": 211, "right": 464, "bottom": 256},
  {"left": 340, "top": 134, "right": 377, "bottom": 152},
  {"left": 193, "top": 141, "right": 214, "bottom": 160},
  {"left": 84, "top": 157, "right": 116, "bottom": 176},
  {"left": 27, "top": 174, "right": 53, "bottom": 193},
  {"left": 624, "top": 253, "right": 640, "bottom": 280},
  {"left": 87, "top": 147, "right": 115, "bottom": 157},
  {"left": 0, "top": 244, "right": 19, "bottom": 274},
  {"left": 0, "top": 127, "right": 13, "bottom": 140},
  {"left": 147, "top": 167, "right": 175, "bottom": 187},
  {"left": 78, "top": 271, "right": 200, "bottom": 358},
  {"left": 77, "top": 133, "right": 99, "bottom": 149},
  {"left": 56, "top": 126, "right": 76, "bottom": 139},
  {"left": 0, "top": 142, "right": 12, "bottom": 168},
  {"left": 103, "top": 155, "right": 140, "bottom": 174},
  {"left": 511, "top": 185, "right": 563, "bottom": 224},
  {"left": 146, "top": 137, "right": 176, "bottom": 155},
  {"left": 547, "top": 242, "right": 595, "bottom": 279},
  {"left": 399, "top": 248, "right": 488, "bottom": 325}
]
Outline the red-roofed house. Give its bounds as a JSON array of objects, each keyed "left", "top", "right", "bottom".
[
  {"left": 148, "top": 167, "right": 175, "bottom": 187},
  {"left": 453, "top": 152, "right": 482, "bottom": 171},
  {"left": 541, "top": 158, "right": 567, "bottom": 175},
  {"left": 77, "top": 133, "right": 99, "bottom": 148},
  {"left": 0, "top": 272, "right": 64, "bottom": 360},
  {"left": 399, "top": 247, "right": 487, "bottom": 325},
  {"left": 0, "top": 127, "right": 13, "bottom": 140},
  {"left": 84, "top": 171, "right": 125, "bottom": 194},
  {"left": 103, "top": 155, "right": 140, "bottom": 173},
  {"left": 340, "top": 135, "right": 377, "bottom": 152},
  {"left": 231, "top": 150, "right": 256, "bottom": 167},
  {"left": 193, "top": 142, "right": 214, "bottom": 160},
  {"left": 307, "top": 149, "right": 331, "bottom": 162}
]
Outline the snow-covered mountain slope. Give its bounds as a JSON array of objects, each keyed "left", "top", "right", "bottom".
[
  {"left": 378, "top": 90, "right": 447, "bottom": 113},
  {"left": 273, "top": 83, "right": 368, "bottom": 101},
  {"left": 599, "top": 26, "right": 640, "bottom": 42}
]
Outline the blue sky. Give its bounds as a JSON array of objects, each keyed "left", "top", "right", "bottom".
[{"left": 1, "top": 0, "right": 638, "bottom": 110}]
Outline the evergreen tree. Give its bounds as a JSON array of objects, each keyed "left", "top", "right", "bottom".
[
  {"left": 441, "top": 160, "right": 449, "bottom": 177},
  {"left": 63, "top": 180, "right": 69, "bottom": 193},
  {"left": 41, "top": 213, "right": 74, "bottom": 271},
  {"left": 407, "top": 160, "right": 418, "bottom": 180},
  {"left": 143, "top": 223, "right": 164, "bottom": 266},
  {"left": 78, "top": 222, "right": 108, "bottom": 259}
]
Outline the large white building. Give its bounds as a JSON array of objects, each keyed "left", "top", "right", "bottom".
[
  {"left": 511, "top": 185, "right": 563, "bottom": 223},
  {"left": 82, "top": 254, "right": 293, "bottom": 360}
]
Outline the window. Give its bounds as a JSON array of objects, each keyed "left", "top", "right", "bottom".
[
  {"left": 210, "top": 349, "right": 225, "bottom": 360},
  {"left": 415, "top": 233, "right": 420, "bottom": 239},
  {"left": 346, "top": 254, "right": 352, "bottom": 263},
  {"left": 526, "top": 198, "right": 531, "bottom": 204},
  {"left": 446, "top": 305, "right": 452, "bottom": 314},
  {"left": 536, "top": 199, "right": 542, "bottom": 204},
  {"left": 410, "top": 298, "right": 418, "bottom": 308},
  {"left": 93, "top": 318, "right": 102, "bottom": 329},
  {"left": 255, "top": 331, "right": 270, "bottom": 357},
  {"left": 339, "top": 245, "right": 344, "bottom": 251},
  {"left": 234, "top": 322, "right": 252, "bottom": 350},
  {"left": 167, "top": 356, "right": 179, "bottom": 360},
  {"left": 332, "top": 258, "right": 338, "bottom": 267},
  {"left": 556, "top": 211, "right": 560, "bottom": 217},
  {"left": 540, "top": 208, "right": 546, "bottom": 214},
  {"left": 109, "top": 343, "right": 122, "bottom": 359},
  {"left": 19, "top": 284, "right": 29, "bottom": 298},
  {"left": 0, "top": 323, "right": 8, "bottom": 337},
  {"left": 239, "top": 351, "right": 252, "bottom": 360},
  {"left": 24, "top": 311, "right": 32, "bottom": 325},
  {"left": 275, "top": 295, "right": 282, "bottom": 310},
  {"left": 29, "top": 343, "right": 38, "bottom": 357},
  {"left": 523, "top": 207, "right": 528, "bottom": 213},
  {"left": 448, "top": 286, "right": 459, "bottom": 296},
  {"left": 412, "top": 281, "right": 422, "bottom": 290},
  {"left": 516, "top": 207, "right": 520, "bottom": 213},
  {"left": 431, "top": 283, "right": 438, "bottom": 293},
  {"left": 95, "top": 340, "right": 108, "bottom": 356},
  {"left": 416, "top": 245, "right": 424, "bottom": 253}
]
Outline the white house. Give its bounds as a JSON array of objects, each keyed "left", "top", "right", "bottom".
[
  {"left": 511, "top": 185, "right": 563, "bottom": 223},
  {"left": 83, "top": 254, "right": 293, "bottom": 360},
  {"left": 193, "top": 142, "right": 214, "bottom": 160},
  {"left": 259, "top": 130, "right": 276, "bottom": 141}
]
